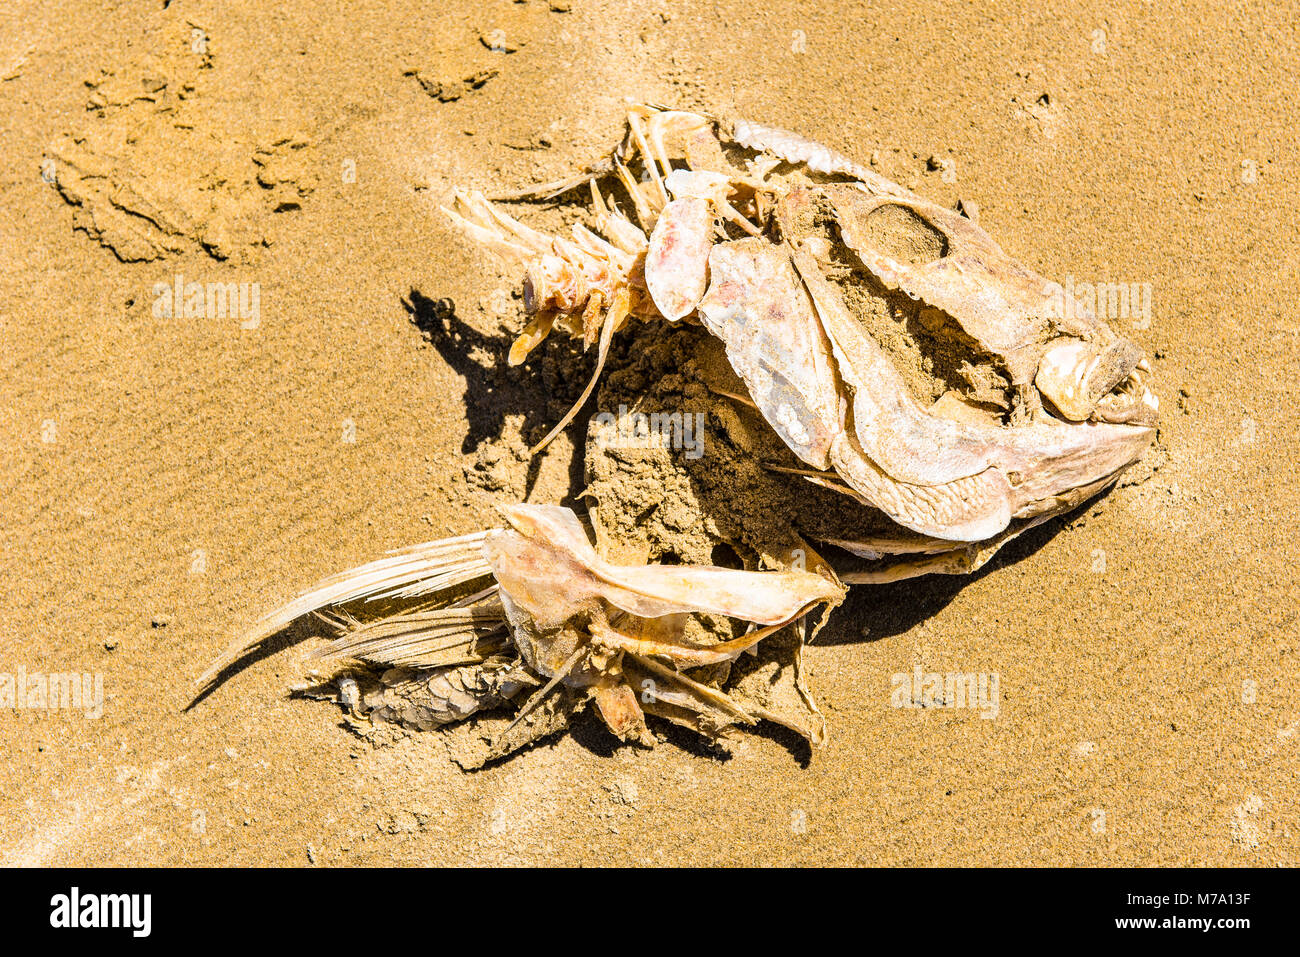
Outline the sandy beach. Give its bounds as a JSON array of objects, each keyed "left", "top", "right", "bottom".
[{"left": 0, "top": 0, "right": 1296, "bottom": 865}]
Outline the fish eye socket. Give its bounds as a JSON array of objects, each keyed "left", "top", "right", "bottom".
[{"left": 855, "top": 202, "right": 950, "bottom": 265}]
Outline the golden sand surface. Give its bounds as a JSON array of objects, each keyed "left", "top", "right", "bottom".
[{"left": 0, "top": 0, "right": 1295, "bottom": 865}]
